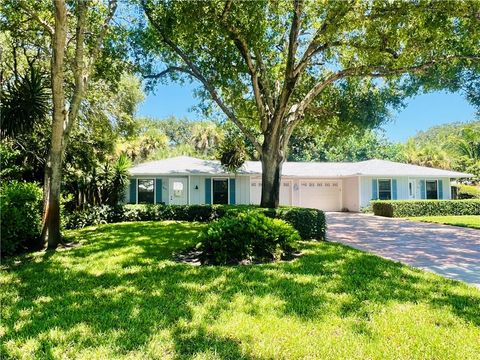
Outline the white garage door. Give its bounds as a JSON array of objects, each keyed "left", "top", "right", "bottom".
[
  {"left": 299, "top": 180, "right": 341, "bottom": 211},
  {"left": 250, "top": 180, "right": 292, "bottom": 205}
]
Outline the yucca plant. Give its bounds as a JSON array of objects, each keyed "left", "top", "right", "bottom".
[{"left": 1, "top": 67, "right": 49, "bottom": 137}]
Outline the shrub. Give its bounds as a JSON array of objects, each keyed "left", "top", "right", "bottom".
[
  {"left": 198, "top": 211, "right": 300, "bottom": 265},
  {"left": 0, "top": 181, "right": 42, "bottom": 256},
  {"left": 371, "top": 199, "right": 480, "bottom": 218},
  {"left": 277, "top": 207, "right": 326, "bottom": 240},
  {"left": 456, "top": 185, "right": 480, "bottom": 199},
  {"left": 64, "top": 204, "right": 327, "bottom": 240}
]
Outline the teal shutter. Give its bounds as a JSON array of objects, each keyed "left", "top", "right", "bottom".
[
  {"left": 438, "top": 179, "right": 443, "bottom": 199},
  {"left": 420, "top": 180, "right": 426, "bottom": 199},
  {"left": 129, "top": 178, "right": 137, "bottom": 204},
  {"left": 155, "top": 178, "right": 162, "bottom": 204},
  {"left": 205, "top": 178, "right": 212, "bottom": 204},
  {"left": 392, "top": 179, "right": 398, "bottom": 200},
  {"left": 372, "top": 179, "right": 378, "bottom": 200},
  {"left": 229, "top": 178, "right": 236, "bottom": 205}
]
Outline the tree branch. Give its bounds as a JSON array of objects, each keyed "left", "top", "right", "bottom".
[
  {"left": 284, "top": 55, "right": 480, "bottom": 141},
  {"left": 18, "top": 1, "right": 54, "bottom": 35},
  {"left": 144, "top": 66, "right": 196, "bottom": 79},
  {"left": 219, "top": 0, "right": 271, "bottom": 131},
  {"left": 272, "top": 0, "right": 304, "bottom": 137},
  {"left": 63, "top": 0, "right": 87, "bottom": 143},
  {"left": 91, "top": 0, "right": 118, "bottom": 63},
  {"left": 142, "top": 0, "right": 262, "bottom": 153}
]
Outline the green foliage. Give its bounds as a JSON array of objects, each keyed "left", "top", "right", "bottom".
[
  {"left": 199, "top": 211, "right": 299, "bottom": 264},
  {"left": 288, "top": 128, "right": 402, "bottom": 162},
  {"left": 456, "top": 184, "right": 480, "bottom": 199},
  {"left": 64, "top": 204, "right": 326, "bottom": 240},
  {"left": 0, "top": 67, "right": 49, "bottom": 137},
  {"left": 277, "top": 207, "right": 326, "bottom": 241},
  {"left": 0, "top": 181, "right": 42, "bottom": 256},
  {"left": 401, "top": 121, "right": 480, "bottom": 180},
  {"left": 372, "top": 200, "right": 480, "bottom": 218},
  {"left": 219, "top": 135, "right": 248, "bottom": 172}
]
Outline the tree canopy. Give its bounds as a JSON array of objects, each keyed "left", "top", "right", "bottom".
[{"left": 136, "top": 0, "right": 480, "bottom": 206}]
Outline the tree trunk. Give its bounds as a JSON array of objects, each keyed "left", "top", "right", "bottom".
[
  {"left": 260, "top": 143, "right": 284, "bottom": 208},
  {"left": 41, "top": 0, "right": 67, "bottom": 250}
]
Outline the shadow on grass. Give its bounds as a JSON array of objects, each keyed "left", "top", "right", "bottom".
[{"left": 1, "top": 221, "right": 479, "bottom": 359}]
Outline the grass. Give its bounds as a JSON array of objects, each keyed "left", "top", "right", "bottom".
[
  {"left": 407, "top": 215, "right": 480, "bottom": 229},
  {"left": 1, "top": 221, "right": 480, "bottom": 360}
]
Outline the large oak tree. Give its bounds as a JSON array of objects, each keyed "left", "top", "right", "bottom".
[{"left": 138, "top": 0, "right": 479, "bottom": 207}]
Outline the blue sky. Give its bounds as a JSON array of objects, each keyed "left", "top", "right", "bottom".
[{"left": 138, "top": 83, "right": 477, "bottom": 143}]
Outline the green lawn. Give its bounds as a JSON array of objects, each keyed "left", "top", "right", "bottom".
[
  {"left": 408, "top": 215, "right": 480, "bottom": 229},
  {"left": 1, "top": 221, "right": 480, "bottom": 359}
]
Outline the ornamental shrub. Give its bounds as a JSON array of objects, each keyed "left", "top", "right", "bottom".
[
  {"left": 457, "top": 185, "right": 480, "bottom": 199},
  {"left": 198, "top": 211, "right": 300, "bottom": 265},
  {"left": 64, "top": 204, "right": 327, "bottom": 240},
  {"left": 0, "top": 181, "right": 42, "bottom": 256},
  {"left": 371, "top": 199, "right": 480, "bottom": 218}
]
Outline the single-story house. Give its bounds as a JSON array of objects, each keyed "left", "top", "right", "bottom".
[{"left": 126, "top": 156, "right": 472, "bottom": 212}]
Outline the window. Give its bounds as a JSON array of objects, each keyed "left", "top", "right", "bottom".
[
  {"left": 378, "top": 179, "right": 392, "bottom": 200},
  {"left": 213, "top": 179, "right": 228, "bottom": 204},
  {"left": 426, "top": 180, "right": 438, "bottom": 199},
  {"left": 172, "top": 181, "right": 184, "bottom": 198},
  {"left": 138, "top": 179, "right": 154, "bottom": 204}
]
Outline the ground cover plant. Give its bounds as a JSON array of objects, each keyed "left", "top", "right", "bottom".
[
  {"left": 408, "top": 215, "right": 480, "bottom": 229},
  {"left": 1, "top": 221, "right": 479, "bottom": 359}
]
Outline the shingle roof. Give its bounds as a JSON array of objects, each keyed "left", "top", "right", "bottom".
[{"left": 129, "top": 156, "right": 472, "bottom": 178}]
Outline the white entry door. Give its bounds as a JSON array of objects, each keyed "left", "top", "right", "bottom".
[
  {"left": 169, "top": 178, "right": 188, "bottom": 205},
  {"left": 299, "top": 180, "right": 342, "bottom": 211}
]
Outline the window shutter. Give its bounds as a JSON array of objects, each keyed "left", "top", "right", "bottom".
[
  {"left": 438, "top": 179, "right": 443, "bottom": 199},
  {"left": 229, "top": 178, "right": 236, "bottom": 205},
  {"left": 155, "top": 178, "right": 162, "bottom": 204},
  {"left": 371, "top": 179, "right": 378, "bottom": 200},
  {"left": 420, "top": 179, "right": 426, "bottom": 199},
  {"left": 129, "top": 178, "right": 137, "bottom": 204},
  {"left": 205, "top": 178, "right": 212, "bottom": 204},
  {"left": 392, "top": 179, "right": 398, "bottom": 200}
]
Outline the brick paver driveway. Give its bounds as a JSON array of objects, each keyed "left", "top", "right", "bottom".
[{"left": 327, "top": 212, "right": 480, "bottom": 288}]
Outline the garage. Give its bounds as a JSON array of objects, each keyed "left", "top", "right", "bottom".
[
  {"left": 299, "top": 180, "right": 342, "bottom": 211},
  {"left": 250, "top": 179, "right": 292, "bottom": 206},
  {"left": 250, "top": 178, "right": 341, "bottom": 211}
]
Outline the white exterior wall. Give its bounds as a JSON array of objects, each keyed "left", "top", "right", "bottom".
[
  {"left": 235, "top": 175, "right": 250, "bottom": 204},
  {"left": 359, "top": 176, "right": 452, "bottom": 209},
  {"left": 342, "top": 177, "right": 360, "bottom": 212}
]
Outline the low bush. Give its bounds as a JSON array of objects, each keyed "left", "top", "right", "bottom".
[
  {"left": 0, "top": 181, "right": 42, "bottom": 256},
  {"left": 276, "top": 207, "right": 326, "bottom": 240},
  {"left": 371, "top": 199, "right": 480, "bottom": 218},
  {"left": 65, "top": 204, "right": 327, "bottom": 240},
  {"left": 198, "top": 211, "right": 300, "bottom": 265},
  {"left": 456, "top": 185, "right": 480, "bottom": 199}
]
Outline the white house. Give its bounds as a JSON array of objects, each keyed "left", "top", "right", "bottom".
[{"left": 126, "top": 156, "right": 472, "bottom": 212}]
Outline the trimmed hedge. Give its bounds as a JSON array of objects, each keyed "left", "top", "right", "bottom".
[
  {"left": 199, "top": 211, "right": 300, "bottom": 265},
  {"left": 1, "top": 181, "right": 43, "bottom": 256},
  {"left": 65, "top": 204, "right": 326, "bottom": 240},
  {"left": 372, "top": 199, "right": 480, "bottom": 218}
]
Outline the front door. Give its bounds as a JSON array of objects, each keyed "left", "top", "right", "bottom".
[
  {"left": 169, "top": 178, "right": 188, "bottom": 205},
  {"left": 408, "top": 179, "right": 416, "bottom": 199}
]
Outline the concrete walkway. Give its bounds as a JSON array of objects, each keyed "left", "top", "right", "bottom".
[{"left": 326, "top": 212, "right": 480, "bottom": 288}]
